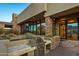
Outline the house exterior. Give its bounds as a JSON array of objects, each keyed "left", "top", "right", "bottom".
[
  {"left": 12, "top": 3, "right": 79, "bottom": 40},
  {"left": 0, "top": 22, "right": 5, "bottom": 28},
  {"left": 12, "top": 3, "right": 46, "bottom": 34},
  {"left": 0, "top": 21, "right": 12, "bottom": 30}
]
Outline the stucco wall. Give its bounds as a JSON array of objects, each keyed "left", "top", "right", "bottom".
[
  {"left": 17, "top": 3, "right": 46, "bottom": 24},
  {"left": 45, "top": 3, "right": 79, "bottom": 16},
  {"left": 0, "top": 23, "right": 5, "bottom": 29}
]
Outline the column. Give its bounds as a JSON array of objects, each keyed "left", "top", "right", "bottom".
[
  {"left": 52, "top": 18, "right": 56, "bottom": 36},
  {"left": 21, "top": 24, "right": 24, "bottom": 34},
  {"left": 29, "top": 23, "right": 31, "bottom": 32},
  {"left": 30, "top": 24, "right": 32, "bottom": 32},
  {"left": 45, "top": 16, "right": 53, "bottom": 37},
  {"left": 32, "top": 22, "right": 34, "bottom": 33},
  {"left": 17, "top": 24, "right": 21, "bottom": 34},
  {"left": 40, "top": 20, "right": 42, "bottom": 35},
  {"left": 77, "top": 18, "right": 79, "bottom": 40},
  {"left": 36, "top": 21, "right": 37, "bottom": 35},
  {"left": 26, "top": 24, "right": 29, "bottom": 33},
  {"left": 65, "top": 21, "right": 67, "bottom": 39},
  {"left": 27, "top": 24, "right": 29, "bottom": 32}
]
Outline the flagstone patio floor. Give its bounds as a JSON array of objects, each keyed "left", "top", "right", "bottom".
[{"left": 45, "top": 47, "right": 79, "bottom": 56}]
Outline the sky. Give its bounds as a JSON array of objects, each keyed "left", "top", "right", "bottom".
[{"left": 0, "top": 3, "right": 31, "bottom": 22}]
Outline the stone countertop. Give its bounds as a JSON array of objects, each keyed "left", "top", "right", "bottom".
[
  {"left": 8, "top": 44, "right": 36, "bottom": 56},
  {"left": 44, "top": 40, "right": 51, "bottom": 45},
  {"left": 0, "top": 42, "right": 8, "bottom": 56}
]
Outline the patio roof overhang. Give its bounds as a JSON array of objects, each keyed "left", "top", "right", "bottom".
[
  {"left": 45, "top": 3, "right": 79, "bottom": 18},
  {"left": 16, "top": 3, "right": 47, "bottom": 24},
  {"left": 50, "top": 6, "right": 79, "bottom": 19},
  {"left": 18, "top": 11, "right": 46, "bottom": 25}
]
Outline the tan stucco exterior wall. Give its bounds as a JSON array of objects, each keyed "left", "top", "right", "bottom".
[
  {"left": 17, "top": 3, "right": 47, "bottom": 24},
  {"left": 45, "top": 3, "right": 79, "bottom": 17}
]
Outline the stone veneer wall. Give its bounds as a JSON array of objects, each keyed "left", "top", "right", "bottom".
[
  {"left": 12, "top": 13, "right": 21, "bottom": 34},
  {"left": 45, "top": 17, "right": 53, "bottom": 36}
]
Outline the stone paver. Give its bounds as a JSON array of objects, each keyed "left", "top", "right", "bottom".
[{"left": 46, "top": 47, "right": 79, "bottom": 56}]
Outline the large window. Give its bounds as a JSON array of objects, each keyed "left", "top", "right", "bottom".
[
  {"left": 59, "top": 18, "right": 78, "bottom": 40},
  {"left": 67, "top": 19, "right": 78, "bottom": 40},
  {"left": 21, "top": 19, "right": 45, "bottom": 35}
]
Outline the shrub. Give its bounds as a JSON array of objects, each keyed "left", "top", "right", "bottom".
[
  {"left": 13, "top": 30, "right": 19, "bottom": 35},
  {"left": 4, "top": 29, "right": 12, "bottom": 35},
  {"left": 0, "top": 28, "right": 4, "bottom": 35}
]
